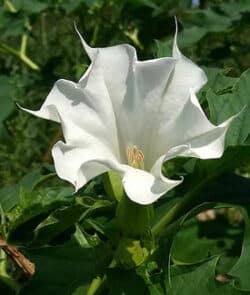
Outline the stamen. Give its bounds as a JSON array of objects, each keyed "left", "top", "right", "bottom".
[{"left": 127, "top": 145, "right": 144, "bottom": 169}]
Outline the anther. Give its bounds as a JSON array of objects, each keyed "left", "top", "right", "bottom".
[{"left": 127, "top": 145, "right": 144, "bottom": 169}]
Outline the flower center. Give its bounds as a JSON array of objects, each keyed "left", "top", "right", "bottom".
[{"left": 127, "top": 145, "right": 144, "bottom": 169}]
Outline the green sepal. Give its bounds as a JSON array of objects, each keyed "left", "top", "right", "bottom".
[
  {"left": 116, "top": 195, "right": 154, "bottom": 238},
  {"left": 103, "top": 172, "right": 124, "bottom": 202},
  {"left": 114, "top": 238, "right": 149, "bottom": 269}
]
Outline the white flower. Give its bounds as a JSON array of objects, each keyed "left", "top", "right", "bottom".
[{"left": 22, "top": 28, "right": 236, "bottom": 205}]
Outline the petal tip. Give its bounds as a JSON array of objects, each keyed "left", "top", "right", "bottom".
[{"left": 74, "top": 22, "right": 96, "bottom": 60}]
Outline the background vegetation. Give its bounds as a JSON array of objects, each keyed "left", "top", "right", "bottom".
[{"left": 0, "top": 0, "right": 250, "bottom": 294}]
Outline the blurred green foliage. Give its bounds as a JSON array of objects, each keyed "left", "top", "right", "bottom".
[{"left": 1, "top": 0, "right": 250, "bottom": 294}]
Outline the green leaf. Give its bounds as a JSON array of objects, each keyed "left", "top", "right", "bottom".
[
  {"left": 169, "top": 257, "right": 242, "bottom": 295},
  {"left": 76, "top": 196, "right": 114, "bottom": 222},
  {"left": 167, "top": 204, "right": 248, "bottom": 294},
  {"left": 157, "top": 6, "right": 236, "bottom": 52},
  {"left": 0, "top": 280, "right": 16, "bottom": 295},
  {"left": 0, "top": 75, "right": 14, "bottom": 139},
  {"left": 171, "top": 218, "right": 236, "bottom": 265},
  {"left": 12, "top": 0, "right": 48, "bottom": 13},
  {"left": 107, "top": 268, "right": 149, "bottom": 295},
  {"left": 7, "top": 186, "right": 74, "bottom": 243},
  {"left": 175, "top": 26, "right": 207, "bottom": 49},
  {"left": 201, "top": 68, "right": 238, "bottom": 95},
  {"left": 219, "top": 0, "right": 250, "bottom": 17},
  {"left": 80, "top": 0, "right": 103, "bottom": 8},
  {"left": 200, "top": 173, "right": 250, "bottom": 206},
  {"left": 180, "top": 8, "right": 233, "bottom": 32},
  {"left": 155, "top": 39, "right": 172, "bottom": 58},
  {"left": 0, "top": 75, "right": 13, "bottom": 122},
  {"left": 206, "top": 69, "right": 250, "bottom": 146},
  {"left": 0, "top": 184, "right": 20, "bottom": 214},
  {"left": 18, "top": 239, "right": 104, "bottom": 295},
  {"left": 73, "top": 223, "right": 94, "bottom": 248},
  {"left": 229, "top": 210, "right": 250, "bottom": 291},
  {"left": 0, "top": 10, "right": 25, "bottom": 37},
  {"left": 33, "top": 204, "right": 86, "bottom": 245},
  {"left": 0, "top": 169, "right": 57, "bottom": 213},
  {"left": 19, "top": 169, "right": 56, "bottom": 192},
  {"left": 60, "top": 0, "right": 85, "bottom": 14},
  {"left": 188, "top": 146, "right": 250, "bottom": 192},
  {"left": 156, "top": 2, "right": 250, "bottom": 53},
  {"left": 115, "top": 238, "right": 149, "bottom": 269},
  {"left": 33, "top": 194, "right": 114, "bottom": 245}
]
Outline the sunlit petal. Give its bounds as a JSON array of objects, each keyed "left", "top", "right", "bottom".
[{"left": 123, "top": 167, "right": 182, "bottom": 205}]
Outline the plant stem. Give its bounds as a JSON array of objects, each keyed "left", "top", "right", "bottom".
[
  {"left": 90, "top": 21, "right": 100, "bottom": 47},
  {"left": 20, "top": 34, "right": 28, "bottom": 56},
  {"left": 0, "top": 41, "right": 40, "bottom": 71},
  {"left": 152, "top": 175, "right": 214, "bottom": 237},
  {"left": 87, "top": 275, "right": 106, "bottom": 295},
  {"left": 0, "top": 250, "right": 20, "bottom": 292},
  {"left": 19, "top": 51, "right": 41, "bottom": 71},
  {"left": 4, "top": 0, "right": 17, "bottom": 13}
]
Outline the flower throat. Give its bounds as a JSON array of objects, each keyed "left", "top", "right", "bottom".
[{"left": 127, "top": 145, "right": 144, "bottom": 169}]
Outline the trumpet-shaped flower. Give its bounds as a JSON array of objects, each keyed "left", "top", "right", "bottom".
[{"left": 22, "top": 29, "right": 236, "bottom": 205}]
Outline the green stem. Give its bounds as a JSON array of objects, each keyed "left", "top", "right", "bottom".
[
  {"left": 152, "top": 175, "right": 214, "bottom": 237},
  {"left": 87, "top": 276, "right": 106, "bottom": 295},
  {"left": 4, "top": 0, "right": 17, "bottom": 13},
  {"left": 20, "top": 34, "right": 28, "bottom": 56},
  {"left": 124, "top": 28, "right": 144, "bottom": 50},
  {"left": 0, "top": 249, "right": 6, "bottom": 275},
  {"left": 0, "top": 41, "right": 19, "bottom": 56},
  {"left": 19, "top": 52, "right": 40, "bottom": 71},
  {"left": 152, "top": 148, "right": 247, "bottom": 237},
  {"left": 90, "top": 21, "right": 100, "bottom": 47},
  {"left": 0, "top": 41, "right": 40, "bottom": 71},
  {"left": 24, "top": 17, "right": 32, "bottom": 31},
  {"left": 0, "top": 250, "right": 20, "bottom": 291}
]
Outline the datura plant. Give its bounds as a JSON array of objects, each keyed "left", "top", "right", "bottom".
[
  {"left": 22, "top": 29, "right": 236, "bottom": 206},
  {"left": 13, "top": 22, "right": 248, "bottom": 295},
  {"left": 2, "top": 1, "right": 250, "bottom": 293}
]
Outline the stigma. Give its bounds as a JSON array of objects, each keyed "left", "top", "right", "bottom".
[{"left": 127, "top": 145, "right": 144, "bottom": 169}]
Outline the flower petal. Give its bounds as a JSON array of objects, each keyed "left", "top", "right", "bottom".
[
  {"left": 74, "top": 23, "right": 96, "bottom": 60},
  {"left": 131, "top": 36, "right": 207, "bottom": 166},
  {"left": 149, "top": 35, "right": 208, "bottom": 162},
  {"left": 76, "top": 30, "right": 177, "bottom": 160},
  {"left": 52, "top": 140, "right": 124, "bottom": 191},
  {"left": 155, "top": 88, "right": 237, "bottom": 162},
  {"left": 122, "top": 167, "right": 182, "bottom": 205},
  {"left": 74, "top": 30, "right": 204, "bottom": 164},
  {"left": 79, "top": 41, "right": 138, "bottom": 158},
  {"left": 124, "top": 29, "right": 206, "bottom": 167},
  {"left": 21, "top": 50, "right": 122, "bottom": 158},
  {"left": 132, "top": 58, "right": 177, "bottom": 163},
  {"left": 151, "top": 145, "right": 189, "bottom": 178},
  {"left": 172, "top": 26, "right": 207, "bottom": 93}
]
